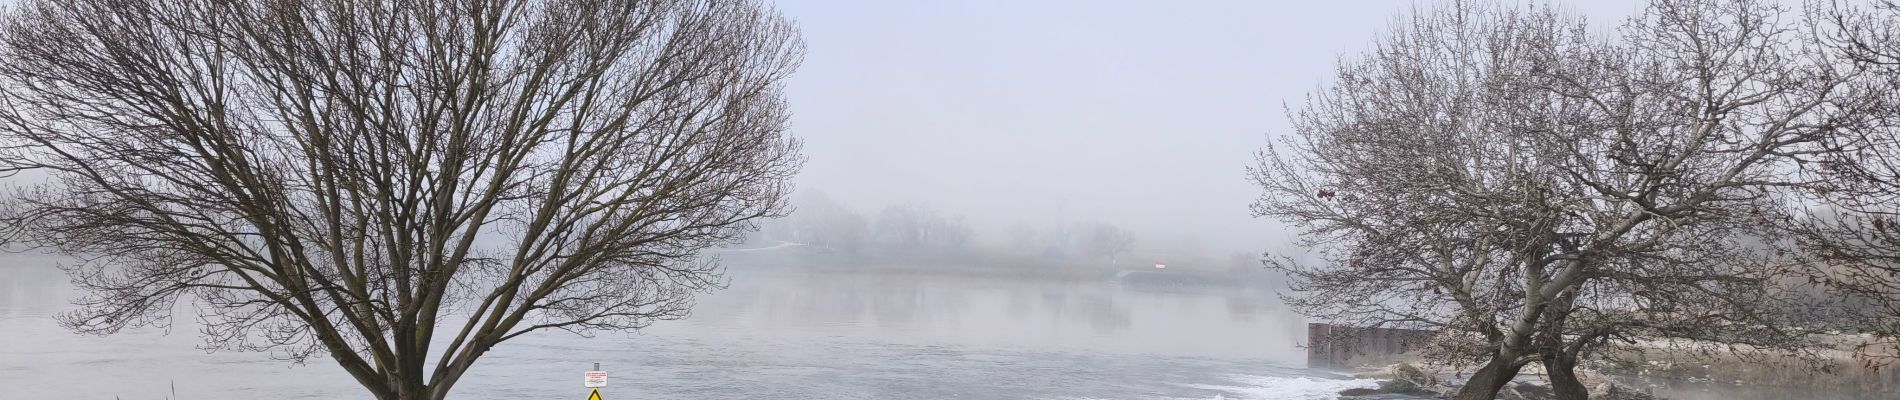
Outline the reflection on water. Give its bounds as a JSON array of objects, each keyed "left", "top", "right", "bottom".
[
  {"left": 0, "top": 259, "right": 1877, "bottom": 399},
  {"left": 682, "top": 270, "right": 1305, "bottom": 360},
  {"left": 1, "top": 258, "right": 1318, "bottom": 399}
]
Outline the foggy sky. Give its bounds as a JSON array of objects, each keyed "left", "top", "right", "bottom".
[
  {"left": 771, "top": 0, "right": 1646, "bottom": 256},
  {"left": 0, "top": 0, "right": 1653, "bottom": 258}
]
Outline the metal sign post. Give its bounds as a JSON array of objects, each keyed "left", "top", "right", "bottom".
[{"left": 584, "top": 363, "right": 607, "bottom": 399}]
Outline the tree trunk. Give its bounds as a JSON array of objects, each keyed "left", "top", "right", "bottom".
[
  {"left": 1452, "top": 354, "right": 1526, "bottom": 400},
  {"left": 371, "top": 386, "right": 435, "bottom": 400},
  {"left": 1546, "top": 353, "right": 1590, "bottom": 400}
]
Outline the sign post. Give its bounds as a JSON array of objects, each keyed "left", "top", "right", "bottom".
[{"left": 584, "top": 363, "right": 607, "bottom": 400}]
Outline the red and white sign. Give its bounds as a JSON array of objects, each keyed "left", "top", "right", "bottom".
[
  {"left": 1154, "top": 264, "right": 1166, "bottom": 269},
  {"left": 584, "top": 370, "right": 608, "bottom": 388}
]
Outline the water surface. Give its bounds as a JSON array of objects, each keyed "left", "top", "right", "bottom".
[
  {"left": 0, "top": 257, "right": 1874, "bottom": 399},
  {"left": 2, "top": 258, "right": 1364, "bottom": 399}
]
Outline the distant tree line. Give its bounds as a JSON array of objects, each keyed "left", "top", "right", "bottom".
[
  {"left": 1252, "top": 1, "right": 1900, "bottom": 399},
  {"left": 746, "top": 192, "right": 1139, "bottom": 266},
  {"left": 0, "top": 1, "right": 803, "bottom": 399}
]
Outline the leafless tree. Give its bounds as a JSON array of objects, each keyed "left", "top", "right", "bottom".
[
  {"left": 1786, "top": 0, "right": 1900, "bottom": 369},
  {"left": 1073, "top": 222, "right": 1135, "bottom": 263},
  {"left": 872, "top": 204, "right": 972, "bottom": 254},
  {"left": 1252, "top": 1, "right": 1880, "bottom": 398},
  {"left": 776, "top": 192, "right": 871, "bottom": 253},
  {"left": 1818, "top": 0, "right": 1900, "bottom": 67},
  {"left": 1003, "top": 220, "right": 1135, "bottom": 262},
  {"left": 0, "top": 1, "right": 803, "bottom": 399}
]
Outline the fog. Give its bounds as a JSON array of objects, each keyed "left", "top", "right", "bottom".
[
  {"left": 769, "top": 0, "right": 1647, "bottom": 257},
  {"left": 21, "top": 1, "right": 1878, "bottom": 400},
  {"left": 2, "top": 254, "right": 1322, "bottom": 399}
]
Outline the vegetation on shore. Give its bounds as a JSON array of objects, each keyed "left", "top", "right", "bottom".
[{"left": 1254, "top": 1, "right": 1900, "bottom": 398}]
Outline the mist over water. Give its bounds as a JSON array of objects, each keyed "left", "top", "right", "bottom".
[
  {"left": 2, "top": 256, "right": 1881, "bottom": 400},
  {"left": 0, "top": 1, "right": 1894, "bottom": 399},
  {"left": 1, "top": 255, "right": 1347, "bottom": 399}
]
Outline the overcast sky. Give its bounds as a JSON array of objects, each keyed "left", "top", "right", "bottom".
[{"left": 769, "top": 0, "right": 1646, "bottom": 256}]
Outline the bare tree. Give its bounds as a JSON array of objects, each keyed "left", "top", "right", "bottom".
[
  {"left": 1786, "top": 0, "right": 1900, "bottom": 369},
  {"left": 1252, "top": 1, "right": 1878, "bottom": 398},
  {"left": 1254, "top": 5, "right": 1603, "bottom": 397},
  {"left": 872, "top": 204, "right": 972, "bottom": 255},
  {"left": 1819, "top": 0, "right": 1900, "bottom": 67},
  {"left": 774, "top": 191, "right": 870, "bottom": 253},
  {"left": 1074, "top": 222, "right": 1135, "bottom": 263},
  {"left": 0, "top": 1, "right": 803, "bottom": 399}
]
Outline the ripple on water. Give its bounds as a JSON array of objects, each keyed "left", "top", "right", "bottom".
[{"left": 1166, "top": 374, "right": 1379, "bottom": 400}]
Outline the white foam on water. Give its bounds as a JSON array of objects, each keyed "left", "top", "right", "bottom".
[
  {"left": 1046, "top": 374, "right": 1380, "bottom": 400},
  {"left": 1169, "top": 374, "right": 1380, "bottom": 400}
]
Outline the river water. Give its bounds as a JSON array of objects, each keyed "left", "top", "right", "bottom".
[
  {"left": 0, "top": 256, "right": 1877, "bottom": 399},
  {"left": 1, "top": 256, "right": 1377, "bottom": 399}
]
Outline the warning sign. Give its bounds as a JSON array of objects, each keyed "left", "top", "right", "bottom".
[
  {"left": 586, "top": 388, "right": 603, "bottom": 400},
  {"left": 584, "top": 370, "right": 607, "bottom": 388}
]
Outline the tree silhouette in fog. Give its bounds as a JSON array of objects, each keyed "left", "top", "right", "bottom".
[
  {"left": 0, "top": 1, "right": 803, "bottom": 399},
  {"left": 1251, "top": 0, "right": 1888, "bottom": 398},
  {"left": 1784, "top": 0, "right": 1900, "bottom": 370}
]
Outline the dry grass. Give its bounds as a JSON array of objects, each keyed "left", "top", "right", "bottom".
[
  {"left": 1591, "top": 339, "right": 1899, "bottom": 393},
  {"left": 1328, "top": 338, "right": 1898, "bottom": 396}
]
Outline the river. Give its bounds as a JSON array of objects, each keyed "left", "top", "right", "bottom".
[{"left": 0, "top": 255, "right": 1877, "bottom": 399}]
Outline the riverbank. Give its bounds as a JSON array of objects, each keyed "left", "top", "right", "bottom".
[
  {"left": 1322, "top": 339, "right": 1892, "bottom": 400},
  {"left": 714, "top": 241, "right": 1285, "bottom": 289},
  {"left": 1588, "top": 336, "right": 1896, "bottom": 394},
  {"left": 1340, "top": 362, "right": 1659, "bottom": 400}
]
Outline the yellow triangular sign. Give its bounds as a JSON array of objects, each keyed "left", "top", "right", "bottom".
[{"left": 587, "top": 389, "right": 602, "bottom": 400}]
